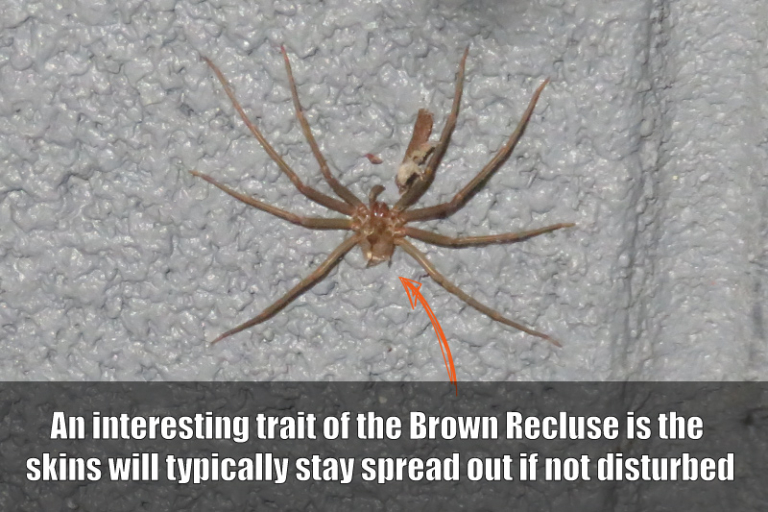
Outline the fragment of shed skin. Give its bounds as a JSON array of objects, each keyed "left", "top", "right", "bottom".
[{"left": 395, "top": 108, "right": 435, "bottom": 194}]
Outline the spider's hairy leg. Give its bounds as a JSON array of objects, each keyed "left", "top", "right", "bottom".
[
  {"left": 404, "top": 79, "right": 550, "bottom": 223},
  {"left": 201, "top": 56, "right": 353, "bottom": 215},
  {"left": 190, "top": 171, "right": 352, "bottom": 230},
  {"left": 395, "top": 46, "right": 469, "bottom": 211},
  {"left": 404, "top": 223, "right": 575, "bottom": 247},
  {"left": 396, "top": 239, "right": 561, "bottom": 346},
  {"left": 210, "top": 235, "right": 361, "bottom": 344},
  {"left": 280, "top": 46, "right": 363, "bottom": 208}
]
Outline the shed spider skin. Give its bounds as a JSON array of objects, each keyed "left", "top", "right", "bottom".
[{"left": 191, "top": 46, "right": 574, "bottom": 346}]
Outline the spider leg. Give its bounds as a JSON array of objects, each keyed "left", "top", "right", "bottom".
[
  {"left": 280, "top": 46, "right": 364, "bottom": 208},
  {"left": 210, "top": 235, "right": 361, "bottom": 344},
  {"left": 190, "top": 171, "right": 352, "bottom": 230},
  {"left": 404, "top": 79, "right": 549, "bottom": 223},
  {"left": 395, "top": 47, "right": 469, "bottom": 211},
  {"left": 202, "top": 56, "right": 354, "bottom": 216},
  {"left": 404, "top": 223, "right": 574, "bottom": 247},
  {"left": 396, "top": 239, "right": 561, "bottom": 346}
]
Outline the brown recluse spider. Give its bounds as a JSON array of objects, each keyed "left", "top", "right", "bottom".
[{"left": 190, "top": 46, "right": 574, "bottom": 346}]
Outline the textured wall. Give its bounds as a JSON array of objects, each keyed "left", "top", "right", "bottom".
[{"left": 1, "top": 0, "right": 766, "bottom": 381}]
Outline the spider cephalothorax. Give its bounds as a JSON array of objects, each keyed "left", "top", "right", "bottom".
[{"left": 191, "top": 46, "right": 573, "bottom": 345}]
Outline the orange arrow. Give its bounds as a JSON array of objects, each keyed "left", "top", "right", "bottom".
[{"left": 399, "top": 277, "right": 457, "bottom": 394}]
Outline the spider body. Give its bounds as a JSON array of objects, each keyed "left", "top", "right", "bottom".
[
  {"left": 353, "top": 187, "right": 404, "bottom": 266},
  {"left": 192, "top": 46, "right": 573, "bottom": 346}
]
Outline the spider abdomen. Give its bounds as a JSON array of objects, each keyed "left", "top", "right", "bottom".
[{"left": 360, "top": 233, "right": 395, "bottom": 267}]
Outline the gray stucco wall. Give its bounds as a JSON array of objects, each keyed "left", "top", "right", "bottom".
[{"left": 1, "top": 0, "right": 766, "bottom": 381}]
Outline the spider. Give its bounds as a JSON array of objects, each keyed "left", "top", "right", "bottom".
[{"left": 191, "top": 46, "right": 574, "bottom": 346}]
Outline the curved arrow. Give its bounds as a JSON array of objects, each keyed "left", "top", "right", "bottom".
[{"left": 399, "top": 277, "right": 457, "bottom": 394}]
